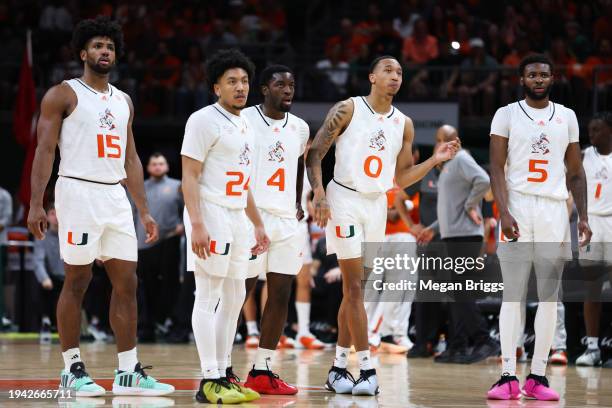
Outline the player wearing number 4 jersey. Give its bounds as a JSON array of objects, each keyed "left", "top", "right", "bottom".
[
  {"left": 306, "top": 55, "right": 459, "bottom": 396},
  {"left": 27, "top": 16, "right": 173, "bottom": 397},
  {"left": 181, "top": 49, "right": 269, "bottom": 405},
  {"left": 488, "top": 54, "right": 591, "bottom": 401},
  {"left": 239, "top": 65, "right": 313, "bottom": 395}
]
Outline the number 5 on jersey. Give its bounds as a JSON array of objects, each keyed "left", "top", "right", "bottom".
[
  {"left": 527, "top": 159, "right": 548, "bottom": 183},
  {"left": 97, "top": 134, "right": 122, "bottom": 158}
]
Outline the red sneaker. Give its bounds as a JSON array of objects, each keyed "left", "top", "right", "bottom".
[{"left": 244, "top": 368, "right": 298, "bottom": 395}]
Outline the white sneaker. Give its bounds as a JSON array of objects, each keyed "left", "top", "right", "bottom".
[
  {"left": 352, "top": 369, "right": 379, "bottom": 396},
  {"left": 325, "top": 366, "right": 355, "bottom": 394},
  {"left": 576, "top": 348, "right": 601, "bottom": 366},
  {"left": 393, "top": 335, "right": 413, "bottom": 350},
  {"left": 245, "top": 335, "right": 259, "bottom": 348}
]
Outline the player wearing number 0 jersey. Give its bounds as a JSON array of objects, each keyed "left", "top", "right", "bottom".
[
  {"left": 576, "top": 112, "right": 612, "bottom": 368},
  {"left": 28, "top": 16, "right": 173, "bottom": 397},
  {"left": 238, "top": 65, "right": 312, "bottom": 395},
  {"left": 306, "top": 56, "right": 458, "bottom": 397},
  {"left": 181, "top": 49, "right": 268, "bottom": 405},
  {"left": 488, "top": 54, "right": 591, "bottom": 401}
]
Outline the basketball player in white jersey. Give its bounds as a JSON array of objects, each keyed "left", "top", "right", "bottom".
[
  {"left": 27, "top": 17, "right": 174, "bottom": 397},
  {"left": 306, "top": 55, "right": 459, "bottom": 396},
  {"left": 236, "top": 65, "right": 312, "bottom": 394},
  {"left": 576, "top": 112, "right": 612, "bottom": 367},
  {"left": 181, "top": 49, "right": 269, "bottom": 405},
  {"left": 488, "top": 54, "right": 591, "bottom": 400}
]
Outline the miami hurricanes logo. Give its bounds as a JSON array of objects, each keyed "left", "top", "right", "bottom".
[
  {"left": 239, "top": 143, "right": 251, "bottom": 166},
  {"left": 267, "top": 141, "right": 285, "bottom": 163},
  {"left": 369, "top": 130, "right": 386, "bottom": 151},
  {"left": 210, "top": 240, "right": 230, "bottom": 255},
  {"left": 531, "top": 133, "right": 550, "bottom": 155},
  {"left": 335, "top": 225, "right": 355, "bottom": 239},
  {"left": 98, "top": 108, "right": 116, "bottom": 131},
  {"left": 67, "top": 232, "right": 88, "bottom": 246}
]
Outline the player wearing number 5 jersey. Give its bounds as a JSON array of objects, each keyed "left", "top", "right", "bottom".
[
  {"left": 306, "top": 55, "right": 459, "bottom": 396},
  {"left": 27, "top": 17, "right": 173, "bottom": 397},
  {"left": 181, "top": 49, "right": 269, "bottom": 405},
  {"left": 240, "top": 65, "right": 311, "bottom": 395},
  {"left": 488, "top": 54, "right": 591, "bottom": 401}
]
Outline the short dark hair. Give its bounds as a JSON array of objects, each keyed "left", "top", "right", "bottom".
[
  {"left": 71, "top": 16, "right": 124, "bottom": 61},
  {"left": 259, "top": 64, "right": 294, "bottom": 87},
  {"left": 148, "top": 152, "right": 166, "bottom": 162},
  {"left": 592, "top": 111, "right": 612, "bottom": 128},
  {"left": 205, "top": 48, "right": 255, "bottom": 92},
  {"left": 369, "top": 55, "right": 399, "bottom": 73},
  {"left": 518, "top": 54, "right": 553, "bottom": 77}
]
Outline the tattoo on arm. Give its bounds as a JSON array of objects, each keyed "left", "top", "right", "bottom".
[{"left": 306, "top": 100, "right": 352, "bottom": 191}]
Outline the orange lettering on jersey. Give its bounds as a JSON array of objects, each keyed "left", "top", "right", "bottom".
[
  {"left": 97, "top": 134, "right": 122, "bottom": 158},
  {"left": 226, "top": 172, "right": 245, "bottom": 196},
  {"left": 595, "top": 183, "right": 602, "bottom": 199},
  {"left": 266, "top": 168, "right": 285, "bottom": 191},
  {"left": 364, "top": 155, "right": 383, "bottom": 178},
  {"left": 527, "top": 159, "right": 548, "bottom": 183}
]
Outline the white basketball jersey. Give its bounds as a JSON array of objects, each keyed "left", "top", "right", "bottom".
[
  {"left": 181, "top": 103, "right": 254, "bottom": 209},
  {"left": 584, "top": 146, "right": 612, "bottom": 215},
  {"left": 333, "top": 97, "right": 405, "bottom": 194},
  {"left": 242, "top": 106, "right": 309, "bottom": 218},
  {"left": 58, "top": 79, "right": 129, "bottom": 183},
  {"left": 490, "top": 100, "right": 579, "bottom": 201}
]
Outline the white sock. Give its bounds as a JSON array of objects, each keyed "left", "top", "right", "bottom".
[
  {"left": 192, "top": 274, "right": 223, "bottom": 379},
  {"left": 334, "top": 346, "right": 350, "bottom": 369},
  {"left": 254, "top": 347, "right": 275, "bottom": 370},
  {"left": 216, "top": 278, "right": 245, "bottom": 377},
  {"left": 246, "top": 321, "right": 259, "bottom": 336},
  {"left": 62, "top": 348, "right": 82, "bottom": 372},
  {"left": 531, "top": 301, "right": 557, "bottom": 377},
  {"left": 499, "top": 302, "right": 521, "bottom": 376},
  {"left": 587, "top": 336, "right": 599, "bottom": 350},
  {"left": 357, "top": 350, "right": 373, "bottom": 371},
  {"left": 296, "top": 301, "right": 311, "bottom": 336},
  {"left": 118, "top": 347, "right": 138, "bottom": 372}
]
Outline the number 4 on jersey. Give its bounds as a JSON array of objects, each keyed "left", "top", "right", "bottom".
[{"left": 266, "top": 168, "right": 285, "bottom": 191}]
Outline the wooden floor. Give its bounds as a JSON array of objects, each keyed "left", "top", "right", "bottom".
[{"left": 1, "top": 340, "right": 611, "bottom": 407}]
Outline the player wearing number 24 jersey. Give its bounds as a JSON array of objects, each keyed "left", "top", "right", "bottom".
[{"left": 306, "top": 55, "right": 459, "bottom": 397}]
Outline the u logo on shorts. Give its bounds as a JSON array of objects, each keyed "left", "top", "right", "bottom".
[
  {"left": 210, "top": 240, "right": 230, "bottom": 255},
  {"left": 335, "top": 225, "right": 355, "bottom": 239},
  {"left": 67, "top": 231, "right": 89, "bottom": 246}
]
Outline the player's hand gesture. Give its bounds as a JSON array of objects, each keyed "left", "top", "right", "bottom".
[
  {"left": 500, "top": 212, "right": 520, "bottom": 241},
  {"left": 313, "top": 190, "right": 331, "bottom": 228},
  {"left": 296, "top": 202, "right": 305, "bottom": 221},
  {"left": 27, "top": 205, "right": 48, "bottom": 240},
  {"left": 434, "top": 140, "right": 460, "bottom": 163},
  {"left": 141, "top": 213, "right": 159, "bottom": 244},
  {"left": 191, "top": 222, "right": 211, "bottom": 259},
  {"left": 577, "top": 219, "right": 592, "bottom": 247},
  {"left": 251, "top": 226, "right": 270, "bottom": 256}
]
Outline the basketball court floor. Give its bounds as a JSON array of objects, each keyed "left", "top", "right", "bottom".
[{"left": 1, "top": 341, "right": 611, "bottom": 407}]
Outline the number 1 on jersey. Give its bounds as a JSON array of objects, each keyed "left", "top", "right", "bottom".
[
  {"left": 266, "top": 168, "right": 285, "bottom": 191},
  {"left": 97, "top": 134, "right": 121, "bottom": 158},
  {"left": 595, "top": 183, "right": 602, "bottom": 199}
]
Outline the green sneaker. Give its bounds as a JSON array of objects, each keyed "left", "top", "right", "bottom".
[
  {"left": 60, "top": 362, "right": 106, "bottom": 397},
  {"left": 195, "top": 378, "right": 246, "bottom": 404},
  {"left": 226, "top": 368, "right": 260, "bottom": 402},
  {"left": 112, "top": 363, "right": 174, "bottom": 396}
]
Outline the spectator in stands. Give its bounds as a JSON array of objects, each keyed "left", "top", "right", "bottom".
[
  {"left": 446, "top": 38, "right": 498, "bottom": 116},
  {"left": 370, "top": 17, "right": 403, "bottom": 61},
  {"left": 593, "top": 0, "right": 612, "bottom": 45},
  {"left": 408, "top": 40, "right": 461, "bottom": 99},
  {"left": 580, "top": 38, "right": 612, "bottom": 91},
  {"left": 428, "top": 4, "right": 454, "bottom": 42},
  {"left": 486, "top": 24, "right": 509, "bottom": 64},
  {"left": 311, "top": 237, "right": 342, "bottom": 344},
  {"left": 177, "top": 45, "right": 208, "bottom": 113},
  {"left": 393, "top": 2, "right": 419, "bottom": 38},
  {"left": 38, "top": 0, "right": 72, "bottom": 33},
  {"left": 325, "top": 18, "right": 363, "bottom": 63},
  {"left": 32, "top": 204, "right": 63, "bottom": 334},
  {"left": 135, "top": 153, "right": 183, "bottom": 342},
  {"left": 402, "top": 18, "right": 439, "bottom": 66},
  {"left": 141, "top": 41, "right": 181, "bottom": 116},
  {"left": 316, "top": 43, "right": 349, "bottom": 99},
  {"left": 49, "top": 45, "right": 82, "bottom": 85},
  {"left": 565, "top": 21, "right": 591, "bottom": 63},
  {"left": 202, "top": 19, "right": 239, "bottom": 57},
  {"left": 548, "top": 37, "right": 577, "bottom": 101}
]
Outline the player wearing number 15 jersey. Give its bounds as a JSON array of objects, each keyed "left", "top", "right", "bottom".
[
  {"left": 488, "top": 54, "right": 591, "bottom": 401},
  {"left": 27, "top": 16, "right": 173, "bottom": 397},
  {"left": 306, "top": 56, "right": 458, "bottom": 396}
]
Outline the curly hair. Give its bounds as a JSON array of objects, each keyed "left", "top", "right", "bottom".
[
  {"left": 71, "top": 16, "right": 124, "bottom": 61},
  {"left": 259, "top": 64, "right": 293, "bottom": 87},
  {"left": 518, "top": 54, "right": 554, "bottom": 77},
  {"left": 205, "top": 49, "right": 255, "bottom": 92}
]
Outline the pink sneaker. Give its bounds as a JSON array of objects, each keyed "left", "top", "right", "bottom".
[
  {"left": 522, "top": 374, "right": 559, "bottom": 401},
  {"left": 487, "top": 375, "right": 521, "bottom": 400}
]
